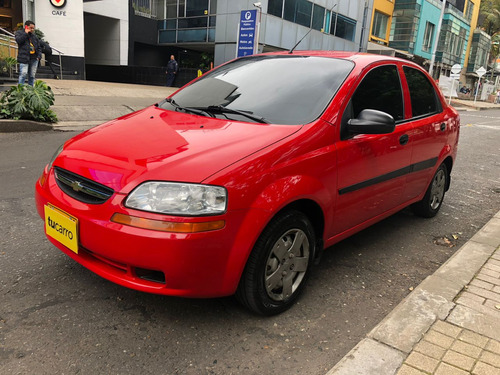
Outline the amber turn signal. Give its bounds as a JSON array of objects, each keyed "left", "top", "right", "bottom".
[{"left": 111, "top": 213, "right": 225, "bottom": 233}]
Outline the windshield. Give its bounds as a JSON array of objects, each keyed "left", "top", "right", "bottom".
[{"left": 161, "top": 55, "right": 354, "bottom": 125}]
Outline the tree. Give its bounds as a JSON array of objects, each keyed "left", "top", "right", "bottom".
[{"left": 480, "top": 0, "right": 500, "bottom": 36}]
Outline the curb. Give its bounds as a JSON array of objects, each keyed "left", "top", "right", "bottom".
[
  {"left": 327, "top": 210, "right": 500, "bottom": 375},
  {"left": 0, "top": 119, "right": 53, "bottom": 133},
  {"left": 451, "top": 101, "right": 499, "bottom": 111}
]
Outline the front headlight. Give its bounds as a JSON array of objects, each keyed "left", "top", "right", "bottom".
[
  {"left": 47, "top": 143, "right": 64, "bottom": 171},
  {"left": 125, "top": 182, "right": 227, "bottom": 216}
]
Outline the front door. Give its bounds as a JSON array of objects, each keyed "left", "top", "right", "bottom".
[{"left": 333, "top": 63, "right": 413, "bottom": 235}]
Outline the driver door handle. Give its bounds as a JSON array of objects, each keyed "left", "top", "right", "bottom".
[{"left": 399, "top": 134, "right": 409, "bottom": 146}]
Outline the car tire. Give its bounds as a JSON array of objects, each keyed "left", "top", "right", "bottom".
[
  {"left": 236, "top": 210, "right": 316, "bottom": 315},
  {"left": 411, "top": 163, "right": 449, "bottom": 218}
]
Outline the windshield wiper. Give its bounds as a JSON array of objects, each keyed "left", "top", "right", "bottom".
[
  {"left": 164, "top": 98, "right": 214, "bottom": 118},
  {"left": 203, "top": 105, "right": 269, "bottom": 124}
]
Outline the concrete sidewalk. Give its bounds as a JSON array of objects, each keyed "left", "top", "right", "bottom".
[
  {"left": 45, "top": 79, "right": 177, "bottom": 131},
  {"left": 328, "top": 211, "right": 500, "bottom": 375},
  {"left": 451, "top": 98, "right": 500, "bottom": 111},
  {"left": 0, "top": 79, "right": 177, "bottom": 132}
]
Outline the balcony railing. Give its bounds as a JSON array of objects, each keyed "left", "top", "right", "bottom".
[{"left": 132, "top": 0, "right": 158, "bottom": 19}]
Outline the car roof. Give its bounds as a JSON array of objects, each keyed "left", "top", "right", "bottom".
[{"left": 256, "top": 50, "right": 415, "bottom": 67}]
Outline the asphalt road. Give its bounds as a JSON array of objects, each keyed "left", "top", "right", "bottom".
[{"left": 1, "top": 110, "right": 499, "bottom": 375}]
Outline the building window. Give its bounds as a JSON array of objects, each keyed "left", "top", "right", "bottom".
[
  {"left": 332, "top": 13, "right": 356, "bottom": 42},
  {"left": 268, "top": 0, "right": 284, "bottom": 17},
  {"left": 312, "top": 4, "right": 325, "bottom": 31},
  {"left": 465, "top": 1, "right": 474, "bottom": 20},
  {"left": 166, "top": 0, "right": 177, "bottom": 18},
  {"left": 186, "top": 0, "right": 208, "bottom": 17},
  {"left": 422, "top": 21, "right": 435, "bottom": 52},
  {"left": 132, "top": 0, "right": 158, "bottom": 18},
  {"left": 210, "top": 0, "right": 217, "bottom": 14},
  {"left": 372, "top": 11, "right": 389, "bottom": 40},
  {"left": 284, "top": 0, "right": 313, "bottom": 28}
]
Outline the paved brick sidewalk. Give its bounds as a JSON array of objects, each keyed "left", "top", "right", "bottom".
[
  {"left": 329, "top": 211, "right": 500, "bottom": 375},
  {"left": 397, "top": 244, "right": 500, "bottom": 374},
  {"left": 398, "top": 320, "right": 500, "bottom": 374}
]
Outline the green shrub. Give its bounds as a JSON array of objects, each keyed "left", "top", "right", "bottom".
[
  {"left": 0, "top": 81, "right": 58, "bottom": 123},
  {"left": 0, "top": 56, "right": 17, "bottom": 77}
]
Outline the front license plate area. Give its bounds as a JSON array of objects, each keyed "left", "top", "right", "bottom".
[{"left": 44, "top": 204, "right": 79, "bottom": 254}]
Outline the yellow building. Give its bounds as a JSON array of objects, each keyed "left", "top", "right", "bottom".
[
  {"left": 463, "top": 0, "right": 481, "bottom": 72},
  {"left": 369, "top": 0, "right": 395, "bottom": 46}
]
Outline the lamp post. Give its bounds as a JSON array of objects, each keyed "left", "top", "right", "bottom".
[{"left": 253, "top": 2, "right": 262, "bottom": 54}]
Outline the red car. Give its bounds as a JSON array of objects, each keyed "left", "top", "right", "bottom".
[{"left": 35, "top": 51, "right": 459, "bottom": 315}]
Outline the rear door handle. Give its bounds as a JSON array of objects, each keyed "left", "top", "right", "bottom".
[
  {"left": 399, "top": 134, "right": 409, "bottom": 145},
  {"left": 440, "top": 123, "right": 446, "bottom": 131}
]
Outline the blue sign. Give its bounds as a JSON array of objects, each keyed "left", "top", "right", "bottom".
[{"left": 237, "top": 9, "right": 258, "bottom": 58}]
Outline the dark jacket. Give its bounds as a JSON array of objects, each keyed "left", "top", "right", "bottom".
[
  {"left": 167, "top": 59, "right": 178, "bottom": 74},
  {"left": 15, "top": 30, "right": 42, "bottom": 64}
]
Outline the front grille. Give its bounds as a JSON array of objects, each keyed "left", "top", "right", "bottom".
[{"left": 54, "top": 167, "right": 114, "bottom": 204}]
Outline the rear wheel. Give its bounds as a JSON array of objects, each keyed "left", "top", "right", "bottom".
[
  {"left": 411, "top": 163, "right": 449, "bottom": 218},
  {"left": 236, "top": 210, "right": 316, "bottom": 315}
]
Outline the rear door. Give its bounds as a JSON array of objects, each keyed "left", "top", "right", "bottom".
[
  {"left": 334, "top": 63, "right": 413, "bottom": 235},
  {"left": 400, "top": 66, "right": 448, "bottom": 201}
]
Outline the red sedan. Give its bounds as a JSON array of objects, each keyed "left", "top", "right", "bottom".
[{"left": 36, "top": 51, "right": 459, "bottom": 315}]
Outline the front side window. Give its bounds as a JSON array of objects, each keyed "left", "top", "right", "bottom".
[
  {"left": 403, "top": 66, "right": 440, "bottom": 118},
  {"left": 351, "top": 65, "right": 404, "bottom": 121},
  {"left": 164, "top": 56, "right": 354, "bottom": 125}
]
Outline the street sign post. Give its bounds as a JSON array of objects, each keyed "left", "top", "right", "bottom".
[
  {"left": 236, "top": 10, "right": 258, "bottom": 58},
  {"left": 474, "top": 66, "right": 487, "bottom": 103},
  {"left": 451, "top": 64, "right": 461, "bottom": 75}
]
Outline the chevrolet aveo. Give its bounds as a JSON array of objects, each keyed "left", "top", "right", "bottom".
[{"left": 36, "top": 52, "right": 459, "bottom": 315}]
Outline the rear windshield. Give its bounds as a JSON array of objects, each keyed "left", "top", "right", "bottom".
[{"left": 162, "top": 55, "right": 354, "bottom": 125}]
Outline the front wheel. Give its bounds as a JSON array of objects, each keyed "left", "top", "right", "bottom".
[
  {"left": 236, "top": 210, "right": 316, "bottom": 315},
  {"left": 411, "top": 163, "right": 449, "bottom": 218}
]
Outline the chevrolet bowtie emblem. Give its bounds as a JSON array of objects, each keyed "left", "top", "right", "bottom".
[{"left": 70, "top": 181, "right": 84, "bottom": 192}]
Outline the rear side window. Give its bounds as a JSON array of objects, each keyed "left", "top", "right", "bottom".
[
  {"left": 351, "top": 65, "right": 404, "bottom": 122},
  {"left": 403, "top": 66, "right": 440, "bottom": 118}
]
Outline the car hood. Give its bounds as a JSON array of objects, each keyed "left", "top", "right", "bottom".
[{"left": 55, "top": 106, "right": 301, "bottom": 193}]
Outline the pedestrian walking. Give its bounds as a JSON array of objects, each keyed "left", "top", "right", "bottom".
[
  {"left": 166, "top": 55, "right": 178, "bottom": 87},
  {"left": 15, "top": 20, "right": 42, "bottom": 86}
]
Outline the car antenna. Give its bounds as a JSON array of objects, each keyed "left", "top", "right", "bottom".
[
  {"left": 289, "top": 3, "right": 338, "bottom": 54},
  {"left": 289, "top": 29, "right": 313, "bottom": 54}
]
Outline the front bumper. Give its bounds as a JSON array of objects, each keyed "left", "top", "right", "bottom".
[{"left": 35, "top": 167, "right": 254, "bottom": 298}]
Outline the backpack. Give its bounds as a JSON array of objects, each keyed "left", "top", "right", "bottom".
[{"left": 40, "top": 41, "right": 52, "bottom": 55}]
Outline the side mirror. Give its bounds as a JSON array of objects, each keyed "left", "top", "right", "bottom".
[{"left": 347, "top": 109, "right": 395, "bottom": 135}]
